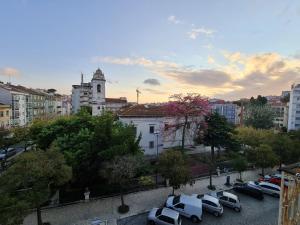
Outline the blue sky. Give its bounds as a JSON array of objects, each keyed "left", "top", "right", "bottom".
[{"left": 1, "top": 0, "right": 300, "bottom": 102}]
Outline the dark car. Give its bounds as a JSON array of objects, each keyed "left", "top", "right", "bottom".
[
  {"left": 233, "top": 182, "right": 264, "bottom": 200},
  {"left": 5, "top": 148, "right": 17, "bottom": 158}
]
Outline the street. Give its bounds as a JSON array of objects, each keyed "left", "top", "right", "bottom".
[{"left": 117, "top": 191, "right": 279, "bottom": 225}]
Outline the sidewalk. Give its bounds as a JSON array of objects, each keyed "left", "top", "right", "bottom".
[{"left": 23, "top": 169, "right": 267, "bottom": 225}]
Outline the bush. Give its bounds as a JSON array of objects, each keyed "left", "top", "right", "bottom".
[{"left": 138, "top": 176, "right": 155, "bottom": 187}]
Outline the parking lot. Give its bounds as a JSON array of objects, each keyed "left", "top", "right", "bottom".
[{"left": 118, "top": 191, "right": 279, "bottom": 225}]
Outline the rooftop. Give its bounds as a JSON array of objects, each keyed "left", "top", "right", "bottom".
[{"left": 118, "top": 104, "right": 166, "bottom": 117}]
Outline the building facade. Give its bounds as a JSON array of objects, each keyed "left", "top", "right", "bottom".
[
  {"left": 71, "top": 69, "right": 128, "bottom": 115},
  {"left": 209, "top": 99, "right": 240, "bottom": 124},
  {"left": 119, "top": 104, "right": 198, "bottom": 155},
  {"left": 0, "top": 83, "right": 68, "bottom": 127},
  {"left": 0, "top": 103, "right": 11, "bottom": 128},
  {"left": 288, "top": 83, "right": 300, "bottom": 131},
  {"left": 268, "top": 100, "right": 288, "bottom": 129}
]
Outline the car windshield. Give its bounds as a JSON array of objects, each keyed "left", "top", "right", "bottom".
[
  {"left": 155, "top": 208, "right": 163, "bottom": 217},
  {"left": 173, "top": 195, "right": 180, "bottom": 205}
]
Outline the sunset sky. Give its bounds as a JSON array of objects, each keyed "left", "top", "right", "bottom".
[{"left": 1, "top": 0, "right": 300, "bottom": 103}]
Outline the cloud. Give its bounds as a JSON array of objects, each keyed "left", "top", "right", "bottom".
[
  {"left": 188, "top": 27, "right": 215, "bottom": 39},
  {"left": 167, "top": 15, "right": 183, "bottom": 24},
  {"left": 207, "top": 56, "right": 215, "bottom": 64},
  {"left": 93, "top": 52, "right": 300, "bottom": 100},
  {"left": 202, "top": 44, "right": 213, "bottom": 49},
  {"left": 143, "top": 88, "right": 167, "bottom": 95},
  {"left": 107, "top": 79, "right": 119, "bottom": 84},
  {"left": 0, "top": 67, "right": 20, "bottom": 77},
  {"left": 143, "top": 78, "right": 160, "bottom": 86}
]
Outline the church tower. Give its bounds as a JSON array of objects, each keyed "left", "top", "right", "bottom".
[{"left": 91, "top": 68, "right": 106, "bottom": 115}]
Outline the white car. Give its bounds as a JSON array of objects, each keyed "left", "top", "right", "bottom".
[
  {"left": 209, "top": 191, "right": 241, "bottom": 212},
  {"left": 255, "top": 181, "right": 281, "bottom": 197},
  {"left": 193, "top": 194, "right": 223, "bottom": 217},
  {"left": 166, "top": 194, "right": 202, "bottom": 223},
  {"left": 148, "top": 207, "right": 182, "bottom": 225}
]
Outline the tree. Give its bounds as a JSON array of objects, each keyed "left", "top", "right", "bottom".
[
  {"left": 164, "top": 93, "right": 210, "bottom": 150},
  {"left": 12, "top": 126, "right": 31, "bottom": 151},
  {"left": 235, "top": 126, "right": 274, "bottom": 148},
  {"left": 270, "top": 134, "right": 293, "bottom": 169},
  {"left": 233, "top": 155, "right": 247, "bottom": 181},
  {"left": 197, "top": 112, "right": 236, "bottom": 189},
  {"left": 158, "top": 150, "right": 190, "bottom": 195},
  {"left": 253, "top": 144, "right": 278, "bottom": 176},
  {"left": 250, "top": 95, "right": 268, "bottom": 105},
  {"left": 102, "top": 155, "right": 140, "bottom": 213},
  {"left": 0, "top": 146, "right": 72, "bottom": 225},
  {"left": 244, "top": 104, "right": 274, "bottom": 129}
]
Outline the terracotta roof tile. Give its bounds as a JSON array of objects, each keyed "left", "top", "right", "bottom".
[
  {"left": 118, "top": 104, "right": 166, "bottom": 117},
  {"left": 105, "top": 98, "right": 127, "bottom": 103}
]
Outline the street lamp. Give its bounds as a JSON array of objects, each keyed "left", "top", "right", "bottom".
[{"left": 154, "top": 130, "right": 160, "bottom": 186}]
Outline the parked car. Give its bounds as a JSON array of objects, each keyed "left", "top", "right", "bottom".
[
  {"left": 250, "top": 181, "right": 281, "bottom": 197},
  {"left": 259, "top": 174, "right": 290, "bottom": 186},
  {"left": 208, "top": 191, "right": 241, "bottom": 212},
  {"left": 5, "top": 148, "right": 17, "bottom": 158},
  {"left": 148, "top": 207, "right": 182, "bottom": 225},
  {"left": 192, "top": 194, "right": 223, "bottom": 217},
  {"left": 166, "top": 194, "right": 202, "bottom": 223},
  {"left": 233, "top": 182, "right": 264, "bottom": 200},
  {"left": 0, "top": 149, "right": 6, "bottom": 161}
]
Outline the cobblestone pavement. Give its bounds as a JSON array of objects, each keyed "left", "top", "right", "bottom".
[{"left": 117, "top": 191, "right": 279, "bottom": 225}]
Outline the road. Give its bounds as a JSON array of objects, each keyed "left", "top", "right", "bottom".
[{"left": 117, "top": 191, "right": 279, "bottom": 225}]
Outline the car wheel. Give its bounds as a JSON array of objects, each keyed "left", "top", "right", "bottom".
[
  {"left": 213, "top": 211, "right": 219, "bottom": 217},
  {"left": 273, "top": 193, "right": 280, "bottom": 198},
  {"left": 191, "top": 215, "right": 199, "bottom": 223},
  {"left": 234, "top": 207, "right": 241, "bottom": 212},
  {"left": 148, "top": 220, "right": 155, "bottom": 225}
]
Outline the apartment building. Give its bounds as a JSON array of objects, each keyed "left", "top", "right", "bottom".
[
  {"left": 288, "top": 83, "right": 300, "bottom": 131},
  {"left": 209, "top": 99, "right": 240, "bottom": 124},
  {"left": 0, "top": 103, "right": 11, "bottom": 128}
]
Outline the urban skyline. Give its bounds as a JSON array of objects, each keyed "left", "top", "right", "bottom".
[{"left": 1, "top": 0, "right": 300, "bottom": 103}]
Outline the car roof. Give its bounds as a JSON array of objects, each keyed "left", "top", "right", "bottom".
[
  {"left": 162, "top": 207, "right": 179, "bottom": 218},
  {"left": 202, "top": 194, "right": 219, "bottom": 204},
  {"left": 180, "top": 194, "right": 202, "bottom": 206},
  {"left": 259, "top": 182, "right": 280, "bottom": 189},
  {"left": 222, "top": 191, "right": 238, "bottom": 200}
]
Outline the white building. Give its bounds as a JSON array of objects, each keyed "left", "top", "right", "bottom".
[
  {"left": 0, "top": 84, "right": 27, "bottom": 126},
  {"left": 119, "top": 104, "right": 198, "bottom": 155},
  {"left": 71, "top": 69, "right": 128, "bottom": 115},
  {"left": 288, "top": 83, "right": 300, "bottom": 131}
]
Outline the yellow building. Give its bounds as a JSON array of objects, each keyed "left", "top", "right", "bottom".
[{"left": 0, "top": 103, "right": 11, "bottom": 128}]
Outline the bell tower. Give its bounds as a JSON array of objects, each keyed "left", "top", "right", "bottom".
[{"left": 91, "top": 68, "right": 106, "bottom": 115}]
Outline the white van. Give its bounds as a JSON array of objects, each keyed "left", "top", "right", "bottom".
[{"left": 166, "top": 194, "right": 202, "bottom": 223}]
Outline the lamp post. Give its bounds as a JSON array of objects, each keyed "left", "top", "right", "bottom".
[{"left": 154, "top": 131, "right": 160, "bottom": 186}]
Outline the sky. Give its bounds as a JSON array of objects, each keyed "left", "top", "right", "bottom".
[{"left": 1, "top": 0, "right": 300, "bottom": 103}]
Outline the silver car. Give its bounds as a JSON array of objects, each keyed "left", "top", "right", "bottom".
[
  {"left": 209, "top": 191, "right": 241, "bottom": 212},
  {"left": 148, "top": 207, "right": 182, "bottom": 225},
  {"left": 193, "top": 194, "right": 223, "bottom": 217},
  {"left": 254, "top": 181, "right": 281, "bottom": 197}
]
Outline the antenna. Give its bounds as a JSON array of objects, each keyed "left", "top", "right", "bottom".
[{"left": 136, "top": 88, "right": 141, "bottom": 104}]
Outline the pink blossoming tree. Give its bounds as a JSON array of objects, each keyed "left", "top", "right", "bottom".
[{"left": 164, "top": 93, "right": 211, "bottom": 150}]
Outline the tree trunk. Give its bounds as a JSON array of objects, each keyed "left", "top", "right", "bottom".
[
  {"left": 120, "top": 188, "right": 125, "bottom": 207},
  {"left": 36, "top": 206, "right": 43, "bottom": 225},
  {"left": 181, "top": 116, "right": 188, "bottom": 150},
  {"left": 217, "top": 147, "right": 221, "bottom": 159},
  {"left": 262, "top": 167, "right": 265, "bottom": 176},
  {"left": 172, "top": 186, "right": 175, "bottom": 195},
  {"left": 209, "top": 146, "right": 215, "bottom": 188}
]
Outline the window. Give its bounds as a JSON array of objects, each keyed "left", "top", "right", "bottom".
[
  {"left": 149, "top": 141, "right": 154, "bottom": 149},
  {"left": 229, "top": 198, "right": 236, "bottom": 203},
  {"left": 158, "top": 215, "right": 175, "bottom": 224},
  {"left": 149, "top": 125, "right": 155, "bottom": 133},
  {"left": 164, "top": 123, "right": 169, "bottom": 131},
  {"left": 187, "top": 122, "right": 191, "bottom": 129},
  {"left": 98, "top": 106, "right": 101, "bottom": 110},
  {"left": 0, "top": 112, "right": 3, "bottom": 117},
  {"left": 220, "top": 196, "right": 228, "bottom": 201},
  {"left": 174, "top": 203, "right": 184, "bottom": 209},
  {"left": 6, "top": 111, "right": 9, "bottom": 116},
  {"left": 97, "top": 84, "right": 101, "bottom": 93},
  {"left": 84, "top": 92, "right": 88, "bottom": 95}
]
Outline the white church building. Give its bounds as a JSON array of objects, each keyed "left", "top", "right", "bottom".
[{"left": 71, "top": 68, "right": 128, "bottom": 115}]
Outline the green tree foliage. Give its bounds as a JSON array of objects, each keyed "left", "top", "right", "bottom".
[
  {"left": 197, "top": 112, "right": 237, "bottom": 189},
  {"left": 244, "top": 103, "right": 274, "bottom": 129},
  {"left": 29, "top": 113, "right": 141, "bottom": 185},
  {"left": 249, "top": 95, "right": 268, "bottom": 105},
  {"left": 253, "top": 144, "right": 278, "bottom": 175},
  {"left": 158, "top": 150, "right": 190, "bottom": 195},
  {"left": 235, "top": 127, "right": 274, "bottom": 148},
  {"left": 0, "top": 146, "right": 72, "bottom": 225},
  {"left": 0, "top": 127, "right": 14, "bottom": 150},
  {"left": 102, "top": 155, "right": 140, "bottom": 213},
  {"left": 12, "top": 126, "right": 31, "bottom": 150},
  {"left": 270, "top": 134, "right": 294, "bottom": 168},
  {"left": 232, "top": 155, "right": 247, "bottom": 181}
]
